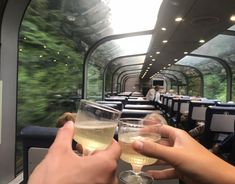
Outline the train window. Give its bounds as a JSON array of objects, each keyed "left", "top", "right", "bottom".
[
  {"left": 228, "top": 25, "right": 235, "bottom": 31},
  {"left": 193, "top": 34, "right": 235, "bottom": 68},
  {"left": 17, "top": 0, "right": 85, "bottom": 173},
  {"left": 177, "top": 56, "right": 227, "bottom": 102}
]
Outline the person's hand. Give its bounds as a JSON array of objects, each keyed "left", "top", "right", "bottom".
[
  {"left": 28, "top": 121, "right": 121, "bottom": 184},
  {"left": 132, "top": 125, "right": 235, "bottom": 184}
]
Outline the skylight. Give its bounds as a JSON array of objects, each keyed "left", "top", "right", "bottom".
[{"left": 109, "top": 0, "right": 163, "bottom": 34}]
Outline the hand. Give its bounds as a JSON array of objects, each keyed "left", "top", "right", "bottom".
[
  {"left": 28, "top": 121, "right": 121, "bottom": 184},
  {"left": 132, "top": 125, "right": 235, "bottom": 184}
]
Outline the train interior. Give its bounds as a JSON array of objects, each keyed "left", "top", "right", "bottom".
[{"left": 0, "top": 0, "right": 235, "bottom": 183}]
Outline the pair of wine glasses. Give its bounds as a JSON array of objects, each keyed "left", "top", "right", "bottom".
[{"left": 73, "top": 100, "right": 162, "bottom": 184}]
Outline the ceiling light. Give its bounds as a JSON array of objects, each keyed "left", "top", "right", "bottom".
[
  {"left": 230, "top": 15, "right": 235, "bottom": 21},
  {"left": 161, "top": 27, "right": 166, "bottom": 31},
  {"left": 67, "top": 15, "right": 76, "bottom": 22},
  {"left": 162, "top": 40, "right": 168, "bottom": 43},
  {"left": 156, "top": 51, "right": 160, "bottom": 54},
  {"left": 199, "top": 39, "right": 205, "bottom": 43},
  {"left": 175, "top": 17, "right": 183, "bottom": 22},
  {"left": 150, "top": 55, "right": 152, "bottom": 58},
  {"left": 152, "top": 59, "right": 156, "bottom": 61},
  {"left": 149, "top": 63, "right": 152, "bottom": 66},
  {"left": 174, "top": 59, "right": 178, "bottom": 61},
  {"left": 168, "top": 64, "right": 171, "bottom": 66},
  {"left": 163, "top": 67, "right": 166, "bottom": 69},
  {"left": 147, "top": 67, "right": 150, "bottom": 69},
  {"left": 184, "top": 52, "right": 188, "bottom": 54}
]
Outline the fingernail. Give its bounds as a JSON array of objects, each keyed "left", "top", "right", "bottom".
[{"left": 133, "top": 140, "right": 144, "bottom": 150}]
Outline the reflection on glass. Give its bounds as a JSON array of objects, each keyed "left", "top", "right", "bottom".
[
  {"left": 192, "top": 34, "right": 235, "bottom": 68},
  {"left": 228, "top": 24, "right": 235, "bottom": 31},
  {"left": 90, "top": 35, "right": 152, "bottom": 67}
]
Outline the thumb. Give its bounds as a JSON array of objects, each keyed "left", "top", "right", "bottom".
[
  {"left": 51, "top": 121, "right": 74, "bottom": 150},
  {"left": 132, "top": 140, "right": 176, "bottom": 164}
]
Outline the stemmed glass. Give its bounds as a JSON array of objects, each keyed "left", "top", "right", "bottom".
[
  {"left": 73, "top": 99, "right": 121, "bottom": 155},
  {"left": 118, "top": 118, "right": 162, "bottom": 184}
]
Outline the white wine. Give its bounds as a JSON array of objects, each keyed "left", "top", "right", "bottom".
[
  {"left": 74, "top": 120, "right": 117, "bottom": 152},
  {"left": 119, "top": 132, "right": 161, "bottom": 166}
]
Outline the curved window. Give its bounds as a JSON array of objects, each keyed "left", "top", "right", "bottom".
[
  {"left": 17, "top": 0, "right": 84, "bottom": 173},
  {"left": 192, "top": 34, "right": 235, "bottom": 70},
  {"left": 177, "top": 56, "right": 227, "bottom": 102},
  {"left": 168, "top": 64, "right": 202, "bottom": 96}
]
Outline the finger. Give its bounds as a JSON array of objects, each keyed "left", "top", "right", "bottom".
[
  {"left": 132, "top": 139, "right": 176, "bottom": 164},
  {"left": 157, "top": 125, "right": 177, "bottom": 139},
  {"left": 155, "top": 159, "right": 169, "bottom": 165},
  {"left": 52, "top": 121, "right": 74, "bottom": 150},
  {"left": 158, "top": 139, "right": 171, "bottom": 146},
  {"left": 99, "top": 140, "right": 121, "bottom": 160},
  {"left": 146, "top": 168, "right": 178, "bottom": 180}
]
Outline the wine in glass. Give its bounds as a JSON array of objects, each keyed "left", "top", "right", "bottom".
[
  {"left": 73, "top": 100, "right": 121, "bottom": 154},
  {"left": 118, "top": 118, "right": 162, "bottom": 184}
]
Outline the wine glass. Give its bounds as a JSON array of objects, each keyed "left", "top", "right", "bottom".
[
  {"left": 73, "top": 99, "right": 121, "bottom": 155},
  {"left": 118, "top": 118, "right": 162, "bottom": 184}
]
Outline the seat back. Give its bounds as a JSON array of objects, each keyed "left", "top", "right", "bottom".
[
  {"left": 187, "top": 101, "right": 216, "bottom": 131},
  {"left": 20, "top": 126, "right": 58, "bottom": 183},
  {"left": 200, "top": 106, "right": 235, "bottom": 148},
  {"left": 28, "top": 147, "right": 48, "bottom": 176}
]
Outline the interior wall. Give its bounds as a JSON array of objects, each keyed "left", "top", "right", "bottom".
[{"left": 0, "top": 0, "right": 30, "bottom": 182}]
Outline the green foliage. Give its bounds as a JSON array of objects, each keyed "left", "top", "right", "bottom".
[
  {"left": 204, "top": 74, "right": 226, "bottom": 102},
  {"left": 17, "top": 0, "right": 85, "bottom": 171},
  {"left": 18, "top": 0, "right": 84, "bottom": 129}
]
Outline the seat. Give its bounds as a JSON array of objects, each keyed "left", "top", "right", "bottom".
[
  {"left": 124, "top": 104, "right": 156, "bottom": 110},
  {"left": 121, "top": 109, "right": 161, "bottom": 118},
  {"left": 186, "top": 101, "right": 216, "bottom": 131},
  {"left": 96, "top": 100, "right": 123, "bottom": 111},
  {"left": 20, "top": 125, "right": 119, "bottom": 183},
  {"left": 126, "top": 99, "right": 151, "bottom": 105},
  {"left": 20, "top": 126, "right": 58, "bottom": 183},
  {"left": 170, "top": 98, "right": 190, "bottom": 128},
  {"left": 200, "top": 106, "right": 235, "bottom": 149},
  {"left": 105, "top": 97, "right": 127, "bottom": 106}
]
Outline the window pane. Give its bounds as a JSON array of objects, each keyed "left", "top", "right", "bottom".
[
  {"left": 228, "top": 24, "right": 235, "bottom": 31},
  {"left": 17, "top": 0, "right": 84, "bottom": 173},
  {"left": 177, "top": 56, "right": 227, "bottom": 101},
  {"left": 192, "top": 34, "right": 235, "bottom": 70}
]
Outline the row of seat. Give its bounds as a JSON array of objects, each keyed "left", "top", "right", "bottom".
[
  {"left": 99, "top": 95, "right": 160, "bottom": 118},
  {"left": 158, "top": 94, "right": 235, "bottom": 166}
]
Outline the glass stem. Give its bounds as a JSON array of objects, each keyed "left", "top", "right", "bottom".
[{"left": 131, "top": 164, "right": 142, "bottom": 174}]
